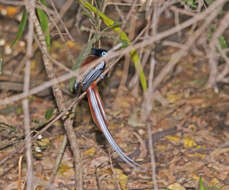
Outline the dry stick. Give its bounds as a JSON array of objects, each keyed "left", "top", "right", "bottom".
[
  {"left": 141, "top": 3, "right": 159, "bottom": 184},
  {"left": 49, "top": 0, "right": 74, "bottom": 41},
  {"left": 18, "top": 155, "right": 23, "bottom": 190},
  {"left": 23, "top": 0, "right": 35, "bottom": 189},
  {"left": 0, "top": 0, "right": 24, "bottom": 5},
  {"left": 146, "top": 56, "right": 158, "bottom": 190},
  {"left": 29, "top": 7, "right": 82, "bottom": 190},
  {"left": 0, "top": 0, "right": 227, "bottom": 106},
  {"left": 162, "top": 40, "right": 186, "bottom": 49},
  {"left": 106, "top": 2, "right": 142, "bottom": 7},
  {"left": 49, "top": 133, "right": 68, "bottom": 183},
  {"left": 141, "top": 53, "right": 157, "bottom": 122},
  {"left": 140, "top": 3, "right": 159, "bottom": 189},
  {"left": 207, "top": 12, "right": 229, "bottom": 88},
  {"left": 170, "top": 6, "right": 195, "bottom": 17},
  {"left": 147, "top": 123, "right": 158, "bottom": 190}
]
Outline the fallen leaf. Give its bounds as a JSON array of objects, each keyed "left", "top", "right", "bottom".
[
  {"left": 210, "top": 178, "right": 220, "bottom": 186},
  {"left": 184, "top": 137, "right": 197, "bottom": 148},
  {"left": 168, "top": 183, "right": 185, "bottom": 190},
  {"left": 58, "top": 164, "right": 74, "bottom": 178},
  {"left": 167, "top": 136, "right": 180, "bottom": 143},
  {"left": 114, "top": 168, "right": 128, "bottom": 190},
  {"left": 84, "top": 147, "right": 96, "bottom": 157},
  {"left": 167, "top": 93, "right": 183, "bottom": 104}
]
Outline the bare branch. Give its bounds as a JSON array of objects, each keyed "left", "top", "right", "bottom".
[{"left": 23, "top": 0, "right": 35, "bottom": 189}]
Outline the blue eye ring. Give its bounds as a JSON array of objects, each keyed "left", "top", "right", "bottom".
[{"left": 101, "top": 51, "right": 107, "bottom": 56}]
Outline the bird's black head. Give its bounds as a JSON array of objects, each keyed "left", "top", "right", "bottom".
[{"left": 91, "top": 48, "right": 107, "bottom": 57}]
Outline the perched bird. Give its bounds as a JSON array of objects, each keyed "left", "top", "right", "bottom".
[{"left": 74, "top": 48, "right": 144, "bottom": 171}]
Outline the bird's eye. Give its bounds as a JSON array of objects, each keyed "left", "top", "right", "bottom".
[{"left": 101, "top": 51, "right": 107, "bottom": 56}]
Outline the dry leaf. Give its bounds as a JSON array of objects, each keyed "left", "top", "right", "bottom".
[
  {"left": 114, "top": 168, "right": 128, "bottom": 190},
  {"left": 58, "top": 164, "right": 74, "bottom": 178},
  {"left": 183, "top": 137, "right": 197, "bottom": 148},
  {"left": 167, "top": 136, "right": 180, "bottom": 143},
  {"left": 84, "top": 147, "right": 96, "bottom": 157},
  {"left": 167, "top": 93, "right": 183, "bottom": 104},
  {"left": 210, "top": 178, "right": 220, "bottom": 186},
  {"left": 168, "top": 183, "right": 185, "bottom": 190}
]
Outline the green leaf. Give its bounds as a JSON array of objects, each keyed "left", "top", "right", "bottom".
[
  {"left": 40, "top": 0, "right": 47, "bottom": 5},
  {"left": 45, "top": 108, "right": 54, "bottom": 120},
  {"left": 11, "top": 9, "right": 28, "bottom": 47},
  {"left": 199, "top": 178, "right": 206, "bottom": 190},
  {"left": 218, "top": 35, "right": 228, "bottom": 49},
  {"left": 37, "top": 0, "right": 50, "bottom": 50},
  {"left": 119, "top": 39, "right": 129, "bottom": 48},
  {"left": 69, "top": 77, "right": 76, "bottom": 92},
  {"left": 79, "top": 0, "right": 147, "bottom": 91},
  {"left": 102, "top": 22, "right": 122, "bottom": 31},
  {"left": 181, "top": 0, "right": 197, "bottom": 8}
]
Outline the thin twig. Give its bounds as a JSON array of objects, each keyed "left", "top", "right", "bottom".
[
  {"left": 147, "top": 123, "right": 158, "bottom": 190},
  {"left": 23, "top": 0, "right": 35, "bottom": 188},
  {"left": 0, "top": 0, "right": 24, "bottom": 5},
  {"left": 18, "top": 155, "right": 24, "bottom": 190},
  {"left": 49, "top": 134, "right": 68, "bottom": 183},
  {"left": 49, "top": 0, "right": 74, "bottom": 41}
]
